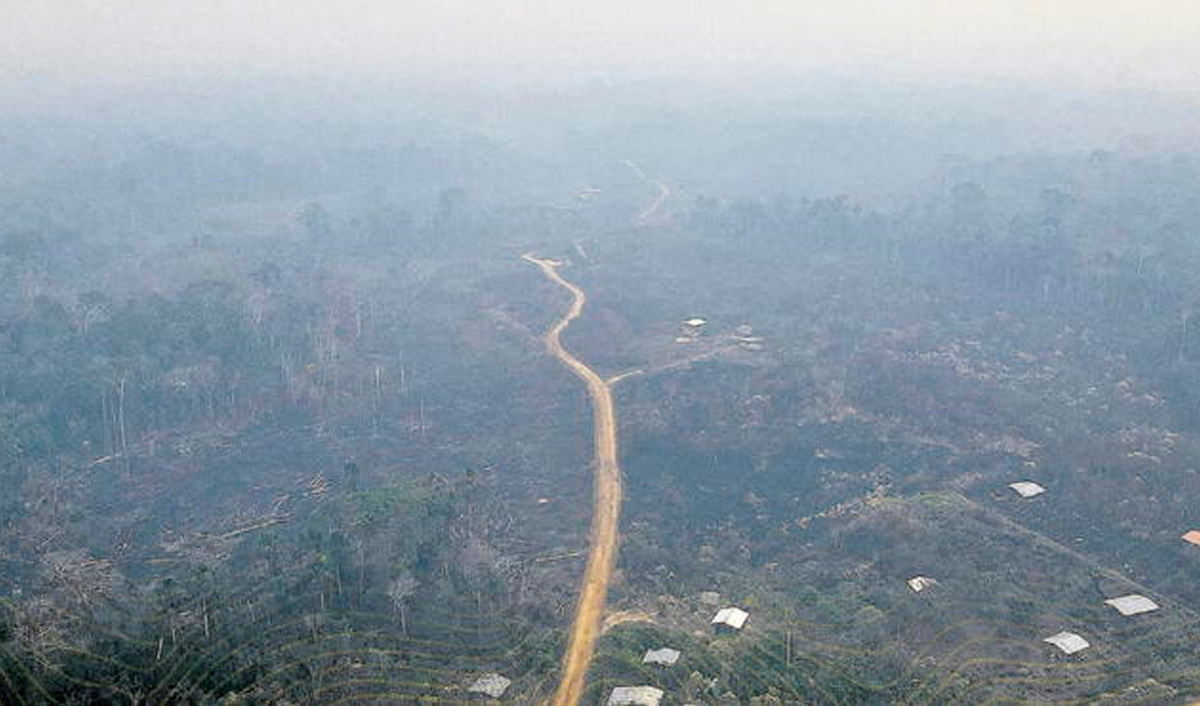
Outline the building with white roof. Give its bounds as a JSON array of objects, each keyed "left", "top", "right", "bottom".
[
  {"left": 1043, "top": 631, "right": 1090, "bottom": 655},
  {"left": 1008, "top": 481, "right": 1046, "bottom": 498},
  {"left": 607, "top": 685, "right": 664, "bottom": 706},
  {"left": 642, "top": 647, "right": 681, "bottom": 666},
  {"left": 711, "top": 606, "right": 749, "bottom": 631},
  {"left": 467, "top": 673, "right": 511, "bottom": 698},
  {"left": 1104, "top": 594, "right": 1160, "bottom": 616},
  {"left": 907, "top": 576, "right": 937, "bottom": 593}
]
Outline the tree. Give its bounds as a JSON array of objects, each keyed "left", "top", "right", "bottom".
[
  {"left": 386, "top": 571, "right": 418, "bottom": 635},
  {"left": 343, "top": 460, "right": 361, "bottom": 492}
]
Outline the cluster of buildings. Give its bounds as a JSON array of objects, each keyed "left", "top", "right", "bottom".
[
  {"left": 599, "top": 604, "right": 750, "bottom": 705},
  {"left": 900, "top": 479, "right": 1191, "bottom": 660},
  {"left": 588, "top": 485, "right": 1196, "bottom": 703},
  {"left": 1036, "top": 594, "right": 1162, "bottom": 656},
  {"left": 463, "top": 601, "right": 751, "bottom": 704},
  {"left": 675, "top": 317, "right": 766, "bottom": 352},
  {"left": 466, "top": 332, "right": 1200, "bottom": 704}
]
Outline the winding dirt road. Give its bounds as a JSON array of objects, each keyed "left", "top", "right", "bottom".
[{"left": 522, "top": 253, "right": 622, "bottom": 706}]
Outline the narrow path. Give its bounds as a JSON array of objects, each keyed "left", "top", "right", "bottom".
[
  {"left": 625, "top": 160, "right": 670, "bottom": 225},
  {"left": 521, "top": 253, "right": 622, "bottom": 706}
]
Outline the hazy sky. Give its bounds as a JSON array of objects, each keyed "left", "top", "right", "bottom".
[{"left": 5, "top": 1, "right": 1200, "bottom": 90}]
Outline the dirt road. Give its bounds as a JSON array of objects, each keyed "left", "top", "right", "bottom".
[
  {"left": 626, "top": 160, "right": 670, "bottom": 225},
  {"left": 522, "top": 253, "right": 623, "bottom": 706}
]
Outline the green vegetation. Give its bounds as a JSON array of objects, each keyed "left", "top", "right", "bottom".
[{"left": 3, "top": 84, "right": 1200, "bottom": 703}]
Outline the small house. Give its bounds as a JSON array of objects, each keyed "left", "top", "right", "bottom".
[
  {"left": 711, "top": 606, "right": 749, "bottom": 632},
  {"left": 642, "top": 647, "right": 681, "bottom": 666},
  {"left": 906, "top": 576, "right": 937, "bottom": 593},
  {"left": 682, "top": 318, "right": 708, "bottom": 336},
  {"left": 607, "top": 685, "right": 664, "bottom": 706},
  {"left": 1008, "top": 481, "right": 1046, "bottom": 498},
  {"left": 467, "top": 673, "right": 511, "bottom": 699},
  {"left": 1104, "top": 594, "right": 1160, "bottom": 616},
  {"left": 1043, "top": 631, "right": 1090, "bottom": 655},
  {"left": 1182, "top": 530, "right": 1200, "bottom": 547}
]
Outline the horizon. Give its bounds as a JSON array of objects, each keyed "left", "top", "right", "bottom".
[{"left": 6, "top": 2, "right": 1200, "bottom": 93}]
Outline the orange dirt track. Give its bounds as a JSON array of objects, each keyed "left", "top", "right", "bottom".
[{"left": 522, "top": 253, "right": 623, "bottom": 706}]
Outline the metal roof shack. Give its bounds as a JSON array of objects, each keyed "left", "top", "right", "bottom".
[
  {"left": 711, "top": 606, "right": 749, "bottom": 631},
  {"left": 1182, "top": 530, "right": 1200, "bottom": 547},
  {"left": 1043, "top": 631, "right": 1090, "bottom": 655},
  {"left": 1008, "top": 481, "right": 1046, "bottom": 498},
  {"left": 607, "top": 685, "right": 664, "bottom": 706},
  {"left": 467, "top": 673, "right": 511, "bottom": 699},
  {"left": 1104, "top": 594, "right": 1160, "bottom": 616},
  {"left": 906, "top": 576, "right": 937, "bottom": 593},
  {"left": 642, "top": 647, "right": 681, "bottom": 666}
]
